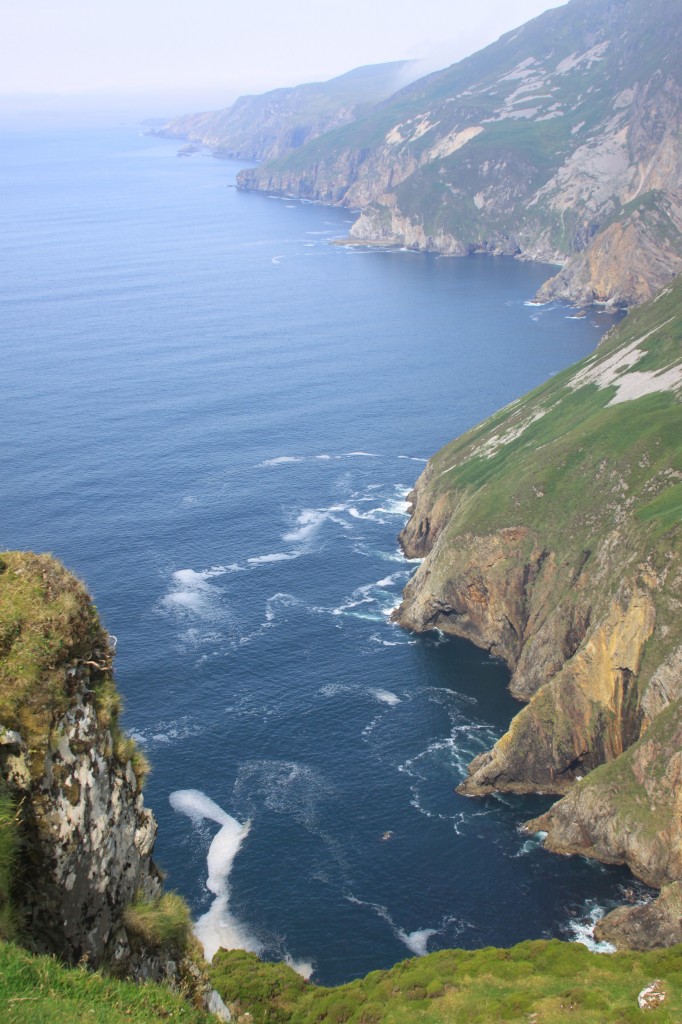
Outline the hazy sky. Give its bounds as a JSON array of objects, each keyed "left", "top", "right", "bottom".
[{"left": 2, "top": 0, "right": 567, "bottom": 113}]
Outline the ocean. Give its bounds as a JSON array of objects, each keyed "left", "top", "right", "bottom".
[{"left": 1, "top": 120, "right": 639, "bottom": 984}]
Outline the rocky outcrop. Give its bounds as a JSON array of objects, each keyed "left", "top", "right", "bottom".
[
  {"left": 524, "top": 698, "right": 682, "bottom": 888},
  {"left": 393, "top": 280, "right": 682, "bottom": 920},
  {"left": 1, "top": 698, "right": 161, "bottom": 965},
  {"left": 595, "top": 883, "right": 682, "bottom": 951},
  {"left": 0, "top": 553, "right": 161, "bottom": 968}
]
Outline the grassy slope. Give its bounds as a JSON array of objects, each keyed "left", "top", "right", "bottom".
[
  {"left": 1, "top": 938, "right": 680, "bottom": 1024},
  {"left": 208, "top": 942, "right": 682, "bottom": 1024},
  {"left": 417, "top": 277, "right": 682, "bottom": 685},
  {"left": 0, "top": 942, "right": 212, "bottom": 1024}
]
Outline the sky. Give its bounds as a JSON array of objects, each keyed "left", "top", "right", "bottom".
[{"left": 1, "top": 0, "right": 568, "bottom": 117}]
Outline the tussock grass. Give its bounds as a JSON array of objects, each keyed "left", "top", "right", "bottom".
[
  {"left": 123, "top": 892, "right": 193, "bottom": 954},
  {"left": 0, "top": 941, "right": 212, "bottom": 1023}
]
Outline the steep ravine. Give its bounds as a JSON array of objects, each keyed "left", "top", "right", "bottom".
[{"left": 394, "top": 279, "right": 682, "bottom": 946}]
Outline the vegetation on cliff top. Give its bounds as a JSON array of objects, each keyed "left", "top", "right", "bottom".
[
  {"left": 0, "top": 941, "right": 213, "bottom": 1023},
  {"left": 1, "top": 937, "right": 680, "bottom": 1023},
  {"left": 208, "top": 941, "right": 682, "bottom": 1023},
  {"left": 0, "top": 550, "right": 147, "bottom": 781}
]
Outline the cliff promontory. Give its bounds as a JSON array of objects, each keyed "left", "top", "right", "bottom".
[
  {"left": 394, "top": 277, "right": 682, "bottom": 943},
  {"left": 236, "top": 0, "right": 682, "bottom": 309},
  {"left": 0, "top": 551, "right": 223, "bottom": 999}
]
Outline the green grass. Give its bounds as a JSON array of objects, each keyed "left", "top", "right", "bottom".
[
  {"left": 423, "top": 277, "right": 682, "bottom": 550},
  {"left": 123, "top": 893, "right": 193, "bottom": 956},
  {"left": 0, "top": 551, "right": 148, "bottom": 784},
  {"left": 209, "top": 940, "right": 682, "bottom": 1024},
  {"left": 0, "top": 941, "right": 212, "bottom": 1024},
  {"left": 0, "top": 784, "right": 20, "bottom": 941}
]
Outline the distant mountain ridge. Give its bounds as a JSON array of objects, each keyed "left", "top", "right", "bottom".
[
  {"left": 155, "top": 61, "right": 415, "bottom": 164},
  {"left": 234, "top": 0, "right": 682, "bottom": 308}
]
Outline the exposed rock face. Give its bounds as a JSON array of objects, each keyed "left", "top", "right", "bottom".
[
  {"left": 1, "top": 694, "right": 161, "bottom": 964},
  {"left": 0, "top": 553, "right": 161, "bottom": 966},
  {"left": 392, "top": 280, "right": 682, "bottom": 924},
  {"left": 525, "top": 699, "right": 682, "bottom": 888},
  {"left": 236, "top": 0, "right": 682, "bottom": 308},
  {"left": 594, "top": 883, "right": 682, "bottom": 951}
]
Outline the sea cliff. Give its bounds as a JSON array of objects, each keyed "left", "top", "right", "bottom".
[
  {"left": 236, "top": 0, "right": 682, "bottom": 310},
  {"left": 394, "top": 277, "right": 682, "bottom": 944},
  {"left": 0, "top": 551, "right": 228, "bottom": 1012}
]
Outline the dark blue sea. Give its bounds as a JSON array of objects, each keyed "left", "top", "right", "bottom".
[{"left": 1, "top": 120, "right": 638, "bottom": 984}]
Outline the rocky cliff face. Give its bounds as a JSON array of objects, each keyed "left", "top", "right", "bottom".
[
  {"left": 0, "top": 553, "right": 161, "bottom": 967},
  {"left": 237, "top": 0, "right": 682, "bottom": 309},
  {"left": 393, "top": 279, "right": 682, "bottom": 945}
]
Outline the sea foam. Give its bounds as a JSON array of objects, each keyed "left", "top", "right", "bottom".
[{"left": 169, "top": 789, "right": 259, "bottom": 962}]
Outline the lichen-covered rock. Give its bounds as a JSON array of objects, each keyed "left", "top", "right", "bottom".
[{"left": 524, "top": 699, "right": 682, "bottom": 889}]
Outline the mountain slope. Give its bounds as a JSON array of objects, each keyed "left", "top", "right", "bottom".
[
  {"left": 394, "top": 276, "right": 682, "bottom": 935},
  {"left": 237, "top": 0, "right": 682, "bottom": 307},
  {"left": 156, "top": 62, "right": 414, "bottom": 163}
]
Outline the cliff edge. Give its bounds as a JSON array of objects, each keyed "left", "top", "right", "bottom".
[
  {"left": 0, "top": 552, "right": 214, "bottom": 990},
  {"left": 394, "top": 277, "right": 682, "bottom": 944}
]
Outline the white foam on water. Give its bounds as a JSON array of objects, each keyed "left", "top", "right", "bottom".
[
  {"left": 170, "top": 789, "right": 260, "bottom": 962},
  {"left": 258, "top": 455, "right": 304, "bottom": 467},
  {"left": 160, "top": 565, "right": 245, "bottom": 624},
  {"left": 348, "top": 506, "right": 385, "bottom": 523},
  {"left": 282, "top": 507, "right": 347, "bottom": 544},
  {"left": 368, "top": 631, "right": 412, "bottom": 646},
  {"left": 319, "top": 682, "right": 355, "bottom": 697},
  {"left": 511, "top": 827, "right": 549, "bottom": 858},
  {"left": 398, "top": 455, "right": 428, "bottom": 463},
  {"left": 271, "top": 255, "right": 284, "bottom": 264},
  {"left": 345, "top": 896, "right": 436, "bottom": 957},
  {"left": 247, "top": 551, "right": 300, "bottom": 565},
  {"left": 285, "top": 956, "right": 314, "bottom": 980},
  {"left": 370, "top": 688, "right": 402, "bottom": 706},
  {"left": 400, "top": 927, "right": 438, "bottom": 956},
  {"left": 330, "top": 569, "right": 409, "bottom": 620},
  {"left": 345, "top": 451, "right": 381, "bottom": 458},
  {"left": 565, "top": 900, "right": 616, "bottom": 954},
  {"left": 314, "top": 453, "right": 332, "bottom": 459}
]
